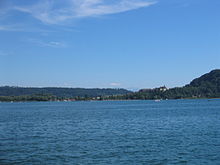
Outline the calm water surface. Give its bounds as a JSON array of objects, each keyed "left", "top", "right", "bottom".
[{"left": 0, "top": 99, "right": 220, "bottom": 165}]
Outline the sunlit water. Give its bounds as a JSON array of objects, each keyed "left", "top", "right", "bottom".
[{"left": 0, "top": 99, "right": 220, "bottom": 165}]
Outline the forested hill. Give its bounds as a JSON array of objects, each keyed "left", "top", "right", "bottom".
[
  {"left": 0, "top": 86, "right": 131, "bottom": 98},
  {"left": 1, "top": 69, "right": 220, "bottom": 101},
  {"left": 187, "top": 69, "right": 220, "bottom": 88},
  {"left": 114, "top": 69, "right": 220, "bottom": 100}
]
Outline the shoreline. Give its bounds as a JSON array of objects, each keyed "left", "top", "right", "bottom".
[{"left": 1, "top": 97, "right": 220, "bottom": 103}]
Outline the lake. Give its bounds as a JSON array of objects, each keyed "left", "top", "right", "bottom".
[{"left": 0, "top": 99, "right": 220, "bottom": 165}]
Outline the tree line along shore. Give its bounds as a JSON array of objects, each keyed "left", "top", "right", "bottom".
[{"left": 1, "top": 69, "right": 220, "bottom": 102}]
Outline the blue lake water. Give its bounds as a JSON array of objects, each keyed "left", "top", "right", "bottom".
[{"left": 0, "top": 99, "right": 220, "bottom": 165}]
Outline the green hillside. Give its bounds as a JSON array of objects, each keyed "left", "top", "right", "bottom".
[
  {"left": 112, "top": 69, "right": 220, "bottom": 100},
  {"left": 1, "top": 69, "right": 220, "bottom": 101},
  {"left": 0, "top": 87, "right": 131, "bottom": 98}
]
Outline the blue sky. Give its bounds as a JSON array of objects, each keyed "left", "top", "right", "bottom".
[{"left": 0, "top": 0, "right": 219, "bottom": 90}]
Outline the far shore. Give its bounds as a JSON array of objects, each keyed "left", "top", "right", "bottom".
[{"left": 1, "top": 97, "right": 220, "bottom": 103}]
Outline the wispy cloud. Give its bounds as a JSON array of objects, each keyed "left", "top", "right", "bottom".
[
  {"left": 25, "top": 38, "right": 67, "bottom": 48},
  {"left": 11, "top": 0, "right": 156, "bottom": 24},
  {"left": 0, "top": 24, "right": 57, "bottom": 32},
  {"left": 0, "top": 51, "right": 10, "bottom": 56},
  {"left": 0, "top": 26, "right": 8, "bottom": 31},
  {"left": 0, "top": 25, "right": 28, "bottom": 32},
  {"left": 110, "top": 82, "right": 121, "bottom": 87}
]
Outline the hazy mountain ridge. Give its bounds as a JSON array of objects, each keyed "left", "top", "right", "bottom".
[
  {"left": 0, "top": 86, "right": 131, "bottom": 98},
  {"left": 134, "top": 69, "right": 220, "bottom": 99},
  {"left": 188, "top": 69, "right": 220, "bottom": 88},
  {"left": 1, "top": 69, "right": 220, "bottom": 101}
]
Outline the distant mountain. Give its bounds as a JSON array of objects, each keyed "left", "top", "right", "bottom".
[
  {"left": 113, "top": 69, "right": 220, "bottom": 100},
  {"left": 184, "top": 69, "right": 220, "bottom": 98},
  {"left": 0, "top": 86, "right": 131, "bottom": 98},
  {"left": 188, "top": 69, "right": 220, "bottom": 88},
  {"left": 1, "top": 69, "right": 220, "bottom": 101}
]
